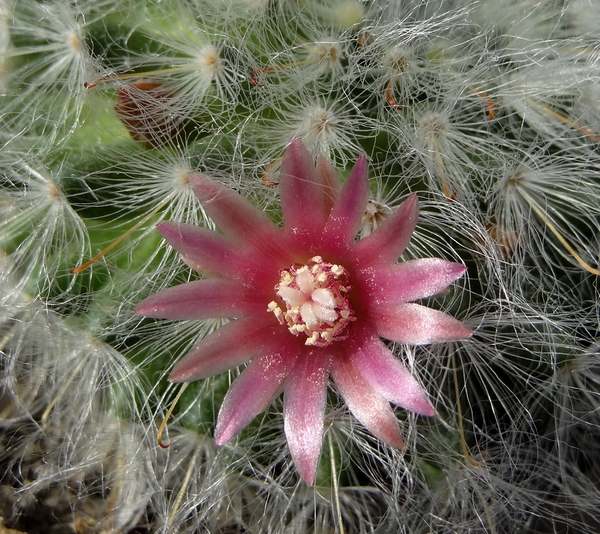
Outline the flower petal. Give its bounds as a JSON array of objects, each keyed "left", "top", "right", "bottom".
[
  {"left": 349, "top": 333, "right": 434, "bottom": 416},
  {"left": 373, "top": 303, "right": 473, "bottom": 345},
  {"left": 331, "top": 355, "right": 405, "bottom": 449},
  {"left": 188, "top": 173, "right": 287, "bottom": 262},
  {"left": 316, "top": 156, "right": 342, "bottom": 217},
  {"left": 354, "top": 194, "right": 419, "bottom": 266},
  {"left": 157, "top": 221, "right": 277, "bottom": 284},
  {"left": 134, "top": 279, "right": 263, "bottom": 320},
  {"left": 280, "top": 138, "right": 327, "bottom": 236},
  {"left": 324, "top": 153, "right": 370, "bottom": 247},
  {"left": 359, "top": 258, "right": 467, "bottom": 305},
  {"left": 284, "top": 350, "right": 332, "bottom": 485},
  {"left": 214, "top": 342, "right": 300, "bottom": 445},
  {"left": 169, "top": 317, "right": 282, "bottom": 382}
]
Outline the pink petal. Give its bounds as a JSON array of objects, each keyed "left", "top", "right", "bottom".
[
  {"left": 354, "top": 194, "right": 418, "bottom": 266},
  {"left": 373, "top": 303, "right": 473, "bottom": 345},
  {"left": 157, "top": 222, "right": 279, "bottom": 285},
  {"left": 188, "top": 173, "right": 287, "bottom": 262},
  {"left": 316, "top": 156, "right": 342, "bottom": 217},
  {"left": 359, "top": 259, "right": 467, "bottom": 305},
  {"left": 283, "top": 350, "right": 332, "bottom": 485},
  {"left": 134, "top": 279, "right": 263, "bottom": 320},
  {"left": 331, "top": 355, "right": 405, "bottom": 449},
  {"left": 324, "top": 154, "right": 370, "bottom": 247},
  {"left": 169, "top": 317, "right": 282, "bottom": 382},
  {"left": 349, "top": 332, "right": 434, "bottom": 416},
  {"left": 280, "top": 139, "right": 327, "bottom": 236},
  {"left": 214, "top": 342, "right": 300, "bottom": 445}
]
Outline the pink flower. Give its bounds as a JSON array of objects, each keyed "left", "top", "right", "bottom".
[{"left": 135, "top": 139, "right": 472, "bottom": 485}]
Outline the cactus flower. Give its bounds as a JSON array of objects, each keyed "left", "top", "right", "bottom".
[{"left": 135, "top": 139, "right": 472, "bottom": 484}]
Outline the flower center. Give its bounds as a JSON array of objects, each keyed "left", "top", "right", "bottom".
[{"left": 268, "top": 256, "right": 356, "bottom": 347}]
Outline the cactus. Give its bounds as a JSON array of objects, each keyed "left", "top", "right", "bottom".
[{"left": 1, "top": 1, "right": 599, "bottom": 532}]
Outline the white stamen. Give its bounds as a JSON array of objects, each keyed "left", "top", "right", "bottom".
[
  {"left": 311, "top": 288, "right": 336, "bottom": 309},
  {"left": 300, "top": 301, "right": 318, "bottom": 328},
  {"left": 305, "top": 332, "right": 320, "bottom": 346},
  {"left": 278, "top": 286, "right": 306, "bottom": 307},
  {"left": 296, "top": 267, "right": 314, "bottom": 294},
  {"left": 313, "top": 303, "right": 338, "bottom": 323},
  {"left": 267, "top": 301, "right": 283, "bottom": 317}
]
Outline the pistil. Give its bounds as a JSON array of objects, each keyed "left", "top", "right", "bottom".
[{"left": 268, "top": 256, "right": 355, "bottom": 346}]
